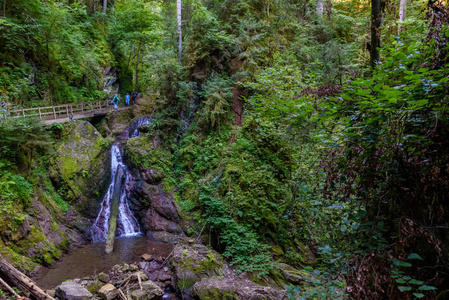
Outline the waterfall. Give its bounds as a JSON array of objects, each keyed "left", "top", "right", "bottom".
[
  {"left": 91, "top": 144, "right": 140, "bottom": 241},
  {"left": 129, "top": 116, "right": 153, "bottom": 138}
]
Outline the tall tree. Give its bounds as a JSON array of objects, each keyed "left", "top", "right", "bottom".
[
  {"left": 399, "top": 0, "right": 407, "bottom": 22},
  {"left": 177, "top": 0, "right": 182, "bottom": 63},
  {"left": 103, "top": 0, "right": 107, "bottom": 14},
  {"left": 370, "top": 0, "right": 383, "bottom": 68},
  {"left": 316, "top": 0, "right": 324, "bottom": 15}
]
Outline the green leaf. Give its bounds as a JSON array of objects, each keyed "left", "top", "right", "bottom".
[
  {"left": 398, "top": 286, "right": 412, "bottom": 292},
  {"left": 413, "top": 293, "right": 425, "bottom": 298},
  {"left": 407, "top": 253, "right": 423, "bottom": 260},
  {"left": 418, "top": 285, "right": 437, "bottom": 291},
  {"left": 399, "top": 261, "right": 412, "bottom": 267},
  {"left": 409, "top": 279, "right": 424, "bottom": 285}
]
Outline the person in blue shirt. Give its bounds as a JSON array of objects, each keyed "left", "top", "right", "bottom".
[
  {"left": 125, "top": 92, "right": 130, "bottom": 106},
  {"left": 113, "top": 95, "right": 119, "bottom": 109}
]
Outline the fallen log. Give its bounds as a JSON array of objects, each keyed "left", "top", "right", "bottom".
[
  {"left": 105, "top": 165, "right": 125, "bottom": 254},
  {"left": 0, "top": 275, "right": 21, "bottom": 298},
  {"left": 0, "top": 256, "right": 55, "bottom": 300}
]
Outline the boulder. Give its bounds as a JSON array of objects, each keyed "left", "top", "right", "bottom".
[
  {"left": 98, "top": 272, "right": 110, "bottom": 283},
  {"left": 141, "top": 254, "right": 152, "bottom": 261},
  {"left": 131, "top": 290, "right": 147, "bottom": 300},
  {"left": 141, "top": 280, "right": 164, "bottom": 298},
  {"left": 56, "top": 281, "right": 93, "bottom": 300},
  {"left": 170, "top": 242, "right": 226, "bottom": 296},
  {"left": 194, "top": 277, "right": 288, "bottom": 300},
  {"left": 98, "top": 284, "right": 118, "bottom": 300}
]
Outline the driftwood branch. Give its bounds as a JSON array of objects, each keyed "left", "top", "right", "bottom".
[
  {"left": 118, "top": 288, "right": 128, "bottom": 300},
  {"left": 137, "top": 272, "right": 142, "bottom": 290}
]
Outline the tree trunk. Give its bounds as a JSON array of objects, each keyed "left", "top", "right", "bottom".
[
  {"left": 103, "top": 0, "right": 107, "bottom": 14},
  {"left": 177, "top": 0, "right": 182, "bottom": 63},
  {"left": 399, "top": 0, "right": 406, "bottom": 22},
  {"left": 135, "top": 41, "right": 141, "bottom": 92},
  {"left": 3, "top": 0, "right": 6, "bottom": 17},
  {"left": 0, "top": 256, "right": 55, "bottom": 300},
  {"left": 370, "top": 0, "right": 382, "bottom": 69},
  {"left": 316, "top": 0, "right": 324, "bottom": 16},
  {"left": 105, "top": 165, "right": 125, "bottom": 254}
]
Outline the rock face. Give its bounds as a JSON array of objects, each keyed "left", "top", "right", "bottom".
[
  {"left": 194, "top": 277, "right": 288, "bottom": 300},
  {"left": 50, "top": 121, "right": 111, "bottom": 218},
  {"left": 126, "top": 167, "right": 184, "bottom": 242},
  {"left": 56, "top": 281, "right": 93, "bottom": 300},
  {"left": 170, "top": 242, "right": 288, "bottom": 300}
]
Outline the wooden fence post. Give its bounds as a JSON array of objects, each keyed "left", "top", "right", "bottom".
[{"left": 53, "top": 107, "right": 56, "bottom": 119}]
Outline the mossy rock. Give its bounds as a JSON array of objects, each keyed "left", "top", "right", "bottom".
[
  {"left": 51, "top": 121, "right": 111, "bottom": 217},
  {"left": 170, "top": 242, "right": 224, "bottom": 293},
  {"left": 193, "top": 277, "right": 288, "bottom": 300},
  {"left": 195, "top": 286, "right": 238, "bottom": 300},
  {"left": 106, "top": 108, "right": 134, "bottom": 136}
]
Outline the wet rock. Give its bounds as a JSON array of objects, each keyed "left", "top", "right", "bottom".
[
  {"left": 141, "top": 254, "right": 152, "bottom": 261},
  {"left": 98, "top": 273, "right": 110, "bottom": 283},
  {"left": 137, "top": 125, "right": 150, "bottom": 134},
  {"left": 131, "top": 290, "right": 147, "bottom": 300},
  {"left": 139, "top": 262, "right": 149, "bottom": 269},
  {"left": 141, "top": 280, "right": 164, "bottom": 298},
  {"left": 98, "top": 284, "right": 118, "bottom": 300},
  {"left": 56, "top": 281, "right": 93, "bottom": 300},
  {"left": 193, "top": 277, "right": 288, "bottom": 300},
  {"left": 150, "top": 232, "right": 185, "bottom": 244}
]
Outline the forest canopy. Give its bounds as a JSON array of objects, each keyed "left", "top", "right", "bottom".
[{"left": 1, "top": 0, "right": 449, "bottom": 299}]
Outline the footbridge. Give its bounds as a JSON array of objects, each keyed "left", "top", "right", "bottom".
[{"left": 9, "top": 100, "right": 125, "bottom": 125}]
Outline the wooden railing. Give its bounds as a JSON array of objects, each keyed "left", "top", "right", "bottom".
[{"left": 9, "top": 100, "right": 113, "bottom": 121}]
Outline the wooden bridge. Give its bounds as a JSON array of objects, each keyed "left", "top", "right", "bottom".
[{"left": 9, "top": 100, "right": 124, "bottom": 125}]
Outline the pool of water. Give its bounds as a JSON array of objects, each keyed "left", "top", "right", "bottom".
[{"left": 33, "top": 235, "right": 174, "bottom": 290}]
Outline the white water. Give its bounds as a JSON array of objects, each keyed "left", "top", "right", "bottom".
[
  {"left": 91, "top": 144, "right": 140, "bottom": 241},
  {"left": 129, "top": 116, "right": 153, "bottom": 138}
]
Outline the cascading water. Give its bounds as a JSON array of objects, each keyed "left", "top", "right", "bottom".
[
  {"left": 129, "top": 116, "right": 153, "bottom": 138},
  {"left": 91, "top": 144, "right": 140, "bottom": 241}
]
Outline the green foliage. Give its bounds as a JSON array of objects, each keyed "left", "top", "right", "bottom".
[
  {"left": 0, "top": 0, "right": 112, "bottom": 107},
  {"left": 320, "top": 22, "right": 449, "bottom": 298},
  {"left": 201, "top": 74, "right": 234, "bottom": 129}
]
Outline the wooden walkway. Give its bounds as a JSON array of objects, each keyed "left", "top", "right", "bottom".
[{"left": 9, "top": 100, "right": 124, "bottom": 125}]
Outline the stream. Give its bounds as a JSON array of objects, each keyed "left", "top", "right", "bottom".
[{"left": 32, "top": 235, "right": 173, "bottom": 290}]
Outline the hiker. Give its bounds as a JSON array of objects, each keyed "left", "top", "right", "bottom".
[
  {"left": 131, "top": 92, "right": 137, "bottom": 104},
  {"left": 132, "top": 91, "right": 138, "bottom": 105},
  {"left": 113, "top": 95, "right": 119, "bottom": 109},
  {"left": 125, "top": 92, "right": 130, "bottom": 106}
]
